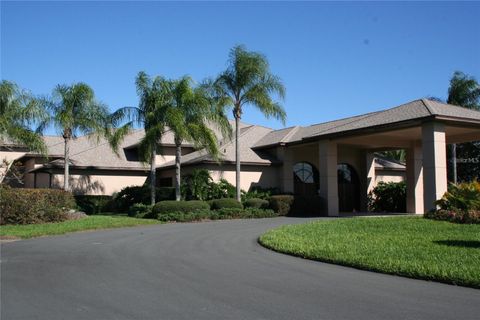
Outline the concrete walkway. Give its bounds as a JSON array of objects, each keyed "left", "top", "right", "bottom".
[{"left": 1, "top": 217, "right": 479, "bottom": 320}]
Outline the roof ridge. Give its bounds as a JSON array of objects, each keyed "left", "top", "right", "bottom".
[
  {"left": 420, "top": 98, "right": 435, "bottom": 115},
  {"left": 281, "top": 126, "right": 300, "bottom": 143},
  {"left": 310, "top": 112, "right": 378, "bottom": 137}
]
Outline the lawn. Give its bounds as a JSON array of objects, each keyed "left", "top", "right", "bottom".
[
  {"left": 259, "top": 216, "right": 480, "bottom": 288},
  {"left": 0, "top": 215, "right": 160, "bottom": 239}
]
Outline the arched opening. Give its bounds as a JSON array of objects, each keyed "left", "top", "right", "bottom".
[
  {"left": 293, "top": 162, "right": 319, "bottom": 196},
  {"left": 338, "top": 163, "right": 361, "bottom": 212}
]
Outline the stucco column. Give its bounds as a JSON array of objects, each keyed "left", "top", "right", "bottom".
[
  {"left": 319, "top": 140, "right": 339, "bottom": 216},
  {"left": 366, "top": 152, "right": 376, "bottom": 195},
  {"left": 281, "top": 147, "right": 294, "bottom": 193},
  {"left": 406, "top": 141, "right": 424, "bottom": 214},
  {"left": 422, "top": 122, "right": 448, "bottom": 212}
]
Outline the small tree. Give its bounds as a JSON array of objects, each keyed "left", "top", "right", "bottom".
[
  {"left": 47, "top": 83, "right": 110, "bottom": 191},
  {"left": 1, "top": 80, "right": 48, "bottom": 183},
  {"left": 110, "top": 72, "right": 174, "bottom": 205},
  {"left": 208, "top": 45, "right": 286, "bottom": 200},
  {"left": 168, "top": 76, "right": 231, "bottom": 200}
]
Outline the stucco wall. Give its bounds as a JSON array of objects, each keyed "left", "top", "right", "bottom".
[
  {"left": 376, "top": 170, "right": 405, "bottom": 184},
  {"left": 50, "top": 171, "right": 147, "bottom": 195},
  {"left": 158, "top": 163, "right": 280, "bottom": 192}
]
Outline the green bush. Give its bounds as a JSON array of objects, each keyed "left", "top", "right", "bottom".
[
  {"left": 269, "top": 195, "right": 295, "bottom": 216},
  {"left": 114, "top": 186, "right": 175, "bottom": 212},
  {"left": 156, "top": 207, "right": 278, "bottom": 222},
  {"left": 128, "top": 203, "right": 154, "bottom": 219},
  {"left": 244, "top": 198, "right": 270, "bottom": 209},
  {"left": 0, "top": 186, "right": 75, "bottom": 225},
  {"left": 210, "top": 198, "right": 243, "bottom": 210},
  {"left": 181, "top": 170, "right": 236, "bottom": 201},
  {"left": 152, "top": 200, "right": 210, "bottom": 217},
  {"left": 74, "top": 195, "right": 114, "bottom": 215},
  {"left": 425, "top": 181, "right": 480, "bottom": 224},
  {"left": 368, "top": 181, "right": 406, "bottom": 213},
  {"left": 241, "top": 187, "right": 280, "bottom": 201}
]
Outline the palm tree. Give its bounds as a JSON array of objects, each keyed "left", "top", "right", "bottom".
[
  {"left": 168, "top": 76, "right": 231, "bottom": 201},
  {"left": 446, "top": 72, "right": 480, "bottom": 183},
  {"left": 47, "top": 83, "right": 110, "bottom": 191},
  {"left": 208, "top": 45, "right": 286, "bottom": 200},
  {"left": 0, "top": 80, "right": 48, "bottom": 155},
  {"left": 110, "top": 72, "right": 174, "bottom": 205}
]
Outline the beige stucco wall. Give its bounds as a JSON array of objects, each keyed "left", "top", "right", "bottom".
[
  {"left": 50, "top": 172, "right": 147, "bottom": 195},
  {"left": 158, "top": 163, "right": 280, "bottom": 192},
  {"left": 375, "top": 170, "right": 405, "bottom": 184}
]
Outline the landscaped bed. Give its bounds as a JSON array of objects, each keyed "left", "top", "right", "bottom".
[
  {"left": 0, "top": 215, "right": 160, "bottom": 239},
  {"left": 259, "top": 216, "right": 480, "bottom": 288}
]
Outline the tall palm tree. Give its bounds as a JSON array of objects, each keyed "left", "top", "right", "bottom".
[
  {"left": 110, "top": 72, "right": 174, "bottom": 205},
  {"left": 48, "top": 83, "right": 109, "bottom": 191},
  {"left": 0, "top": 80, "right": 48, "bottom": 155},
  {"left": 207, "top": 45, "right": 286, "bottom": 201},
  {"left": 168, "top": 76, "right": 231, "bottom": 201},
  {"left": 446, "top": 72, "right": 480, "bottom": 183}
]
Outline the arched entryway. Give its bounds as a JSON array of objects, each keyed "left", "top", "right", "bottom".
[
  {"left": 338, "top": 163, "right": 361, "bottom": 212},
  {"left": 293, "top": 162, "right": 319, "bottom": 196}
]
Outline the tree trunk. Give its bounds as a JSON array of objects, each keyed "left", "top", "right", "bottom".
[
  {"left": 175, "top": 141, "right": 182, "bottom": 201},
  {"left": 150, "top": 144, "right": 156, "bottom": 205},
  {"left": 235, "top": 115, "right": 241, "bottom": 201},
  {"left": 64, "top": 137, "right": 70, "bottom": 191},
  {"left": 452, "top": 143, "right": 457, "bottom": 184}
]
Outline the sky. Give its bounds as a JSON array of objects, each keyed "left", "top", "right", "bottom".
[{"left": 1, "top": 1, "right": 479, "bottom": 134}]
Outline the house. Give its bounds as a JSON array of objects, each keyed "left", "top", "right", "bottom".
[{"left": 2, "top": 99, "right": 479, "bottom": 215}]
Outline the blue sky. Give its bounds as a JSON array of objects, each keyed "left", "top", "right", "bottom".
[{"left": 2, "top": 1, "right": 479, "bottom": 133}]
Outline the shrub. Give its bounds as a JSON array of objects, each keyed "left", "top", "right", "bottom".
[
  {"left": 209, "top": 179, "right": 236, "bottom": 200},
  {"left": 210, "top": 198, "right": 243, "bottom": 210},
  {"left": 181, "top": 170, "right": 236, "bottom": 201},
  {"left": 368, "top": 181, "right": 406, "bottom": 213},
  {"left": 0, "top": 186, "right": 75, "bottom": 225},
  {"left": 128, "top": 203, "right": 154, "bottom": 219},
  {"left": 156, "top": 208, "right": 278, "bottom": 222},
  {"left": 241, "top": 187, "right": 280, "bottom": 201},
  {"left": 425, "top": 181, "right": 480, "bottom": 224},
  {"left": 74, "top": 195, "right": 114, "bottom": 215},
  {"left": 244, "top": 198, "right": 269, "bottom": 209},
  {"left": 152, "top": 200, "right": 210, "bottom": 217},
  {"left": 435, "top": 181, "right": 480, "bottom": 212},
  {"left": 269, "top": 195, "right": 295, "bottom": 216},
  {"left": 114, "top": 186, "right": 175, "bottom": 212}
]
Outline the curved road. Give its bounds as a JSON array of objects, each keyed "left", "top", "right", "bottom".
[{"left": 2, "top": 217, "right": 479, "bottom": 320}]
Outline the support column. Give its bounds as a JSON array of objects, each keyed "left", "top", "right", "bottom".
[
  {"left": 406, "top": 141, "right": 424, "bottom": 214},
  {"left": 319, "top": 140, "right": 339, "bottom": 216},
  {"left": 366, "top": 152, "right": 376, "bottom": 195},
  {"left": 281, "top": 147, "right": 294, "bottom": 194},
  {"left": 422, "top": 122, "right": 448, "bottom": 212}
]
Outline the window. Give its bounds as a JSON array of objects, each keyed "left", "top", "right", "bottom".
[{"left": 294, "top": 162, "right": 316, "bottom": 183}]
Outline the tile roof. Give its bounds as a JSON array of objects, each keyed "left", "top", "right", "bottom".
[
  {"left": 159, "top": 124, "right": 278, "bottom": 168},
  {"left": 254, "top": 99, "right": 480, "bottom": 148}
]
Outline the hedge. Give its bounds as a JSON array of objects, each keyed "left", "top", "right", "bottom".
[
  {"left": 368, "top": 181, "right": 406, "bottom": 213},
  {"left": 269, "top": 195, "right": 295, "bottom": 216},
  {"left": 114, "top": 186, "right": 175, "bottom": 212},
  {"left": 152, "top": 200, "right": 210, "bottom": 217},
  {"left": 74, "top": 195, "right": 114, "bottom": 215},
  {"left": 156, "top": 208, "right": 278, "bottom": 222},
  {"left": 244, "top": 198, "right": 269, "bottom": 209},
  {"left": 210, "top": 198, "right": 243, "bottom": 210},
  {"left": 128, "top": 203, "right": 154, "bottom": 219},
  {"left": 0, "top": 186, "right": 75, "bottom": 225}
]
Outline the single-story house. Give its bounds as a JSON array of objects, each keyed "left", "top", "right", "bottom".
[{"left": 1, "top": 99, "right": 479, "bottom": 216}]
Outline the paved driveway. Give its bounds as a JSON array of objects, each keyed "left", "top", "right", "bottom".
[{"left": 1, "top": 217, "right": 479, "bottom": 320}]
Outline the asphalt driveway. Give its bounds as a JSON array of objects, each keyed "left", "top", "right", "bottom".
[{"left": 1, "top": 217, "right": 479, "bottom": 320}]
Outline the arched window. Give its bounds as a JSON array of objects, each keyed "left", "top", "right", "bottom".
[{"left": 293, "top": 162, "right": 319, "bottom": 196}]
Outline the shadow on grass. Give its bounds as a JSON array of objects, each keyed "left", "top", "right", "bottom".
[{"left": 434, "top": 240, "right": 480, "bottom": 248}]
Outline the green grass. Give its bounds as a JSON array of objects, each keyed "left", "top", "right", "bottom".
[
  {"left": 0, "top": 215, "right": 160, "bottom": 239},
  {"left": 259, "top": 216, "right": 480, "bottom": 288}
]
